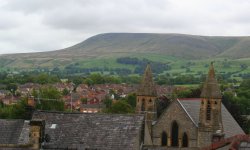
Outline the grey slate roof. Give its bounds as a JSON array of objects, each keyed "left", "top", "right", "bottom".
[
  {"left": 178, "top": 99, "right": 245, "bottom": 138},
  {"left": 81, "top": 103, "right": 105, "bottom": 109},
  {"left": 0, "top": 119, "right": 28, "bottom": 144},
  {"left": 239, "top": 141, "right": 250, "bottom": 149},
  {"left": 32, "top": 111, "right": 144, "bottom": 150}
]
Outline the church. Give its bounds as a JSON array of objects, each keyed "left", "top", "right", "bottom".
[{"left": 137, "top": 63, "right": 245, "bottom": 149}]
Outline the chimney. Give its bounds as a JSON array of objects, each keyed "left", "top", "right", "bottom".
[
  {"left": 29, "top": 119, "right": 45, "bottom": 149},
  {"left": 212, "top": 130, "right": 225, "bottom": 142}
]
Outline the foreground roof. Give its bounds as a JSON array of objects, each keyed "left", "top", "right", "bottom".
[
  {"left": 0, "top": 119, "right": 30, "bottom": 145},
  {"left": 178, "top": 99, "right": 245, "bottom": 138},
  {"left": 32, "top": 111, "right": 144, "bottom": 150}
]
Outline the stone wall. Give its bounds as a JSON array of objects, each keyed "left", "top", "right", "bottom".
[{"left": 152, "top": 100, "right": 198, "bottom": 148}]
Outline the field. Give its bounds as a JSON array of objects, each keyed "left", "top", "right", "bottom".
[{"left": 0, "top": 33, "right": 250, "bottom": 83}]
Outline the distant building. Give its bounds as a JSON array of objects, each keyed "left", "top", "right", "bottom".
[{"left": 80, "top": 103, "right": 105, "bottom": 113}]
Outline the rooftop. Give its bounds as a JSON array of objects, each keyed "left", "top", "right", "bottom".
[{"left": 32, "top": 110, "right": 144, "bottom": 150}]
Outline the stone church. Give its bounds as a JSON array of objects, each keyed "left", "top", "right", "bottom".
[{"left": 137, "top": 63, "right": 245, "bottom": 149}]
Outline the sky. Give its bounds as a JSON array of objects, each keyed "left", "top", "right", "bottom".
[{"left": 1, "top": 0, "right": 250, "bottom": 54}]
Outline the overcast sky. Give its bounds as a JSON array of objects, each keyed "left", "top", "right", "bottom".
[{"left": 1, "top": 0, "right": 250, "bottom": 54}]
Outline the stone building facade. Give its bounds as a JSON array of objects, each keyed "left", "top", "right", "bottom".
[{"left": 138, "top": 63, "right": 245, "bottom": 149}]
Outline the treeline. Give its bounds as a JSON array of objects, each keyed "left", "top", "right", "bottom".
[
  {"left": 0, "top": 72, "right": 142, "bottom": 92},
  {"left": 0, "top": 72, "right": 60, "bottom": 85},
  {"left": 155, "top": 74, "right": 204, "bottom": 85},
  {"left": 70, "top": 74, "right": 141, "bottom": 86},
  {"left": 117, "top": 57, "right": 171, "bottom": 74},
  {"left": 63, "top": 65, "right": 132, "bottom": 75}
]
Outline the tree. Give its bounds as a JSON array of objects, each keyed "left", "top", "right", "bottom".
[
  {"left": 32, "top": 86, "right": 64, "bottom": 111},
  {"left": 6, "top": 83, "right": 17, "bottom": 93},
  {"left": 34, "top": 73, "right": 60, "bottom": 84},
  {"left": 222, "top": 91, "right": 249, "bottom": 134},
  {"left": 103, "top": 97, "right": 112, "bottom": 108},
  {"left": 125, "top": 93, "right": 136, "bottom": 108},
  {"left": 0, "top": 98, "right": 30, "bottom": 119},
  {"left": 81, "top": 98, "right": 87, "bottom": 104},
  {"left": 62, "top": 88, "right": 69, "bottom": 96},
  {"left": 105, "top": 101, "right": 134, "bottom": 114}
]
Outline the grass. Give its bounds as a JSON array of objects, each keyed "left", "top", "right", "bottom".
[{"left": 1, "top": 52, "right": 250, "bottom": 83}]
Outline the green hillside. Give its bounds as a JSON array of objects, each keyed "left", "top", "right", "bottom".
[{"left": 0, "top": 33, "right": 250, "bottom": 77}]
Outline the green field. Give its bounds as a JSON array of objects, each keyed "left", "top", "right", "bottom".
[{"left": 1, "top": 33, "right": 250, "bottom": 82}]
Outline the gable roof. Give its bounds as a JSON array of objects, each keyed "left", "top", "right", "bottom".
[
  {"left": 201, "top": 63, "right": 222, "bottom": 99},
  {"left": 178, "top": 99, "right": 245, "bottom": 138},
  {"left": 137, "top": 64, "right": 157, "bottom": 96},
  {"left": 0, "top": 119, "right": 29, "bottom": 145},
  {"left": 32, "top": 111, "right": 144, "bottom": 150}
]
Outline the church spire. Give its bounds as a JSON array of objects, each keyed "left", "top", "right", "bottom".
[
  {"left": 136, "top": 64, "right": 157, "bottom": 145},
  {"left": 198, "top": 62, "right": 224, "bottom": 147},
  {"left": 200, "top": 62, "right": 222, "bottom": 99},
  {"left": 137, "top": 64, "right": 157, "bottom": 96}
]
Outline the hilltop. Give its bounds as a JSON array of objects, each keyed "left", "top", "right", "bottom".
[{"left": 0, "top": 33, "right": 250, "bottom": 70}]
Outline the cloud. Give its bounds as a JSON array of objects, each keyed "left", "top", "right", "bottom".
[{"left": 1, "top": 0, "right": 250, "bottom": 54}]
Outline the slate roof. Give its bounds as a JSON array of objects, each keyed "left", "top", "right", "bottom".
[
  {"left": 0, "top": 119, "right": 30, "bottom": 145},
  {"left": 200, "top": 63, "right": 222, "bottom": 99},
  {"left": 81, "top": 103, "right": 105, "bottom": 109},
  {"left": 32, "top": 111, "right": 144, "bottom": 150},
  {"left": 137, "top": 64, "right": 157, "bottom": 96},
  {"left": 239, "top": 141, "right": 250, "bottom": 149},
  {"left": 178, "top": 99, "right": 245, "bottom": 138}
]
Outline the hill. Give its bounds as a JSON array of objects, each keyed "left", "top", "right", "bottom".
[{"left": 0, "top": 33, "right": 250, "bottom": 70}]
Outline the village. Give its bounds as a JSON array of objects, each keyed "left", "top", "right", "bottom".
[{"left": 0, "top": 81, "right": 175, "bottom": 113}]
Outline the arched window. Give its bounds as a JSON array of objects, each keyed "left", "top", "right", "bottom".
[
  {"left": 161, "top": 131, "right": 167, "bottom": 146},
  {"left": 182, "top": 132, "right": 188, "bottom": 147},
  {"left": 206, "top": 101, "right": 211, "bottom": 120},
  {"left": 141, "top": 99, "right": 145, "bottom": 111},
  {"left": 171, "top": 121, "right": 179, "bottom": 147}
]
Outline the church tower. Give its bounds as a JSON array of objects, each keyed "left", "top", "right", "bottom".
[
  {"left": 136, "top": 64, "right": 157, "bottom": 144},
  {"left": 198, "top": 62, "right": 224, "bottom": 147}
]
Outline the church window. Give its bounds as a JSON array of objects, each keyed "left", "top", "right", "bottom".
[
  {"left": 161, "top": 131, "right": 168, "bottom": 146},
  {"left": 171, "top": 121, "right": 179, "bottom": 147},
  {"left": 149, "top": 99, "right": 152, "bottom": 103},
  {"left": 182, "top": 132, "right": 188, "bottom": 147},
  {"left": 215, "top": 101, "right": 217, "bottom": 105},
  {"left": 206, "top": 101, "right": 211, "bottom": 120}
]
